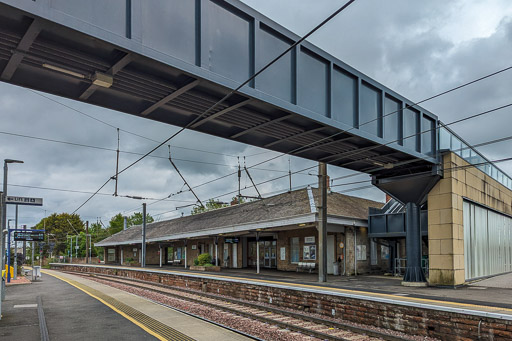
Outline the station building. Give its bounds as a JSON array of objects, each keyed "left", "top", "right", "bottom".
[
  {"left": 96, "top": 187, "right": 388, "bottom": 276},
  {"left": 97, "top": 151, "right": 512, "bottom": 287}
]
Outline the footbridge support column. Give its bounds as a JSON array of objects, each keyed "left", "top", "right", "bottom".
[{"left": 373, "top": 167, "right": 441, "bottom": 286}]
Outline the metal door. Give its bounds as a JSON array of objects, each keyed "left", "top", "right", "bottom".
[
  {"left": 264, "top": 241, "right": 277, "bottom": 268},
  {"left": 232, "top": 243, "right": 237, "bottom": 268}
]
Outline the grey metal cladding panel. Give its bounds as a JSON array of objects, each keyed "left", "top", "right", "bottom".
[
  {"left": 256, "top": 24, "right": 293, "bottom": 103},
  {"left": 141, "top": 0, "right": 196, "bottom": 65},
  {"left": 369, "top": 215, "right": 386, "bottom": 234},
  {"left": 387, "top": 213, "right": 405, "bottom": 233},
  {"left": 422, "top": 115, "right": 435, "bottom": 156},
  {"left": 360, "top": 81, "right": 381, "bottom": 137},
  {"left": 384, "top": 95, "right": 401, "bottom": 144},
  {"left": 50, "top": 0, "right": 128, "bottom": 37},
  {"left": 332, "top": 67, "right": 356, "bottom": 128},
  {"left": 298, "top": 47, "right": 328, "bottom": 117},
  {"left": 202, "top": 0, "right": 251, "bottom": 83},
  {"left": 404, "top": 107, "right": 419, "bottom": 152}
]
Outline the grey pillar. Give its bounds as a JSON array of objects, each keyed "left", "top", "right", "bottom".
[
  {"left": 402, "top": 202, "right": 427, "bottom": 285},
  {"left": 318, "top": 163, "right": 327, "bottom": 282},
  {"left": 23, "top": 225, "right": 26, "bottom": 264},
  {"left": 141, "top": 203, "right": 146, "bottom": 268},
  {"left": 256, "top": 232, "right": 260, "bottom": 274}
]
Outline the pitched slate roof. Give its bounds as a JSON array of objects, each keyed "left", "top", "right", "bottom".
[{"left": 96, "top": 187, "right": 382, "bottom": 246}]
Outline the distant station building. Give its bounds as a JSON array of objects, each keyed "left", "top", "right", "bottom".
[
  {"left": 96, "top": 188, "right": 387, "bottom": 275},
  {"left": 97, "top": 150, "right": 512, "bottom": 287}
]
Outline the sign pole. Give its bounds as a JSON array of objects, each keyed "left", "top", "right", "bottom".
[
  {"left": 7, "top": 229, "right": 10, "bottom": 283},
  {"left": 31, "top": 241, "right": 34, "bottom": 281},
  {"left": 13, "top": 204, "right": 17, "bottom": 280}
]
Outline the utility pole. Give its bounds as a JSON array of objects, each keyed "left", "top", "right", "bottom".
[
  {"left": 86, "top": 221, "right": 89, "bottom": 264},
  {"left": 23, "top": 224, "right": 26, "bottom": 264},
  {"left": 13, "top": 204, "right": 18, "bottom": 280},
  {"left": 1, "top": 159, "right": 24, "bottom": 320},
  {"left": 141, "top": 203, "right": 146, "bottom": 268},
  {"left": 318, "top": 162, "right": 328, "bottom": 283},
  {"left": 75, "top": 235, "right": 78, "bottom": 259}
]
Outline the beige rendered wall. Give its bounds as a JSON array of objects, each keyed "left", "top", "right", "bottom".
[{"left": 428, "top": 152, "right": 512, "bottom": 286}]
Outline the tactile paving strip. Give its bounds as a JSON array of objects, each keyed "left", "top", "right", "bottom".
[{"left": 46, "top": 272, "right": 195, "bottom": 341}]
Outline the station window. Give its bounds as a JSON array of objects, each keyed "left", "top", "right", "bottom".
[
  {"left": 107, "top": 248, "right": 115, "bottom": 262},
  {"left": 290, "top": 237, "right": 299, "bottom": 263}
]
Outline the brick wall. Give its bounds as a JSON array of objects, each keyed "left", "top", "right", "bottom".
[
  {"left": 428, "top": 152, "right": 512, "bottom": 286},
  {"left": 53, "top": 264, "right": 512, "bottom": 340}
]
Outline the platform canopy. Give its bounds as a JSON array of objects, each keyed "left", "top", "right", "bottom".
[{"left": 0, "top": 0, "right": 439, "bottom": 177}]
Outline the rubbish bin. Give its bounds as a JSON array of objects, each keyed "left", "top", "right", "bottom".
[
  {"left": 33, "top": 266, "right": 41, "bottom": 281},
  {"left": 333, "top": 262, "right": 339, "bottom": 276}
]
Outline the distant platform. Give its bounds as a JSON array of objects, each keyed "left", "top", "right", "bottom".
[{"left": 55, "top": 263, "right": 512, "bottom": 320}]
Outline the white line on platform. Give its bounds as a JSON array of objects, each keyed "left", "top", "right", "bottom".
[{"left": 14, "top": 304, "right": 38, "bottom": 308}]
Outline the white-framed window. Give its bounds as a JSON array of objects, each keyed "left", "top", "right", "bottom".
[
  {"left": 291, "top": 237, "right": 299, "bottom": 263},
  {"left": 107, "top": 248, "right": 115, "bottom": 262}
]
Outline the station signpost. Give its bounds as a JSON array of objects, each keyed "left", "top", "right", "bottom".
[{"left": 5, "top": 196, "right": 43, "bottom": 282}]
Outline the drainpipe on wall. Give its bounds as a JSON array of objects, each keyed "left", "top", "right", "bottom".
[
  {"left": 343, "top": 233, "right": 346, "bottom": 276},
  {"left": 353, "top": 222, "right": 357, "bottom": 276}
]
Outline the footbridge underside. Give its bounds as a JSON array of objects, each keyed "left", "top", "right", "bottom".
[{"left": 0, "top": 0, "right": 439, "bottom": 177}]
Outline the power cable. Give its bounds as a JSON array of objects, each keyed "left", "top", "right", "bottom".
[
  {"left": 0, "top": 130, "right": 308, "bottom": 174},
  {"left": 71, "top": 0, "right": 358, "bottom": 213},
  {"left": 28, "top": 89, "right": 240, "bottom": 158},
  {"left": 0, "top": 183, "right": 196, "bottom": 203}
]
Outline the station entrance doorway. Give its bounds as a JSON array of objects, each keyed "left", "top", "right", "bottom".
[{"left": 248, "top": 238, "right": 277, "bottom": 269}]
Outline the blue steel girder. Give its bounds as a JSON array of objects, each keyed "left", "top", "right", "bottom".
[{"left": 0, "top": 0, "right": 439, "bottom": 177}]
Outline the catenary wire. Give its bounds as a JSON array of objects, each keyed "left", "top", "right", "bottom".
[
  {"left": 27, "top": 89, "right": 240, "bottom": 159},
  {"left": 0, "top": 130, "right": 312, "bottom": 174},
  {"left": 71, "top": 0, "right": 358, "bottom": 213}
]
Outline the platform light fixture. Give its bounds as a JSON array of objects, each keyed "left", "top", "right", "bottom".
[
  {"left": 372, "top": 160, "right": 394, "bottom": 169},
  {"left": 42, "top": 63, "right": 86, "bottom": 79},
  {"left": 92, "top": 71, "right": 113, "bottom": 88}
]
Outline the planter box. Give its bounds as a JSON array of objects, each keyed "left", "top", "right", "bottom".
[{"left": 190, "top": 265, "right": 221, "bottom": 272}]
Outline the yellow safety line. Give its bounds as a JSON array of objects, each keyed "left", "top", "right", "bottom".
[
  {"left": 124, "top": 266, "right": 512, "bottom": 314},
  {"left": 43, "top": 270, "right": 182, "bottom": 341}
]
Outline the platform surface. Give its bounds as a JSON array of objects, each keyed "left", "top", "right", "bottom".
[
  {"left": 0, "top": 269, "right": 250, "bottom": 341},
  {"left": 56, "top": 263, "right": 512, "bottom": 321}
]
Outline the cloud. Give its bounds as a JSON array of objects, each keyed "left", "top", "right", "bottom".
[{"left": 1, "top": 1, "right": 511, "bottom": 226}]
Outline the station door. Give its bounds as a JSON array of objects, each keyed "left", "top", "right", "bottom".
[{"left": 464, "top": 201, "right": 512, "bottom": 280}]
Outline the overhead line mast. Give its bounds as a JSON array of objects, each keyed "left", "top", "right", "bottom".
[{"left": 168, "top": 145, "right": 204, "bottom": 209}]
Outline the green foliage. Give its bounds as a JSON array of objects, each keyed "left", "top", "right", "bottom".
[
  {"left": 35, "top": 213, "right": 85, "bottom": 256},
  {"left": 193, "top": 258, "right": 199, "bottom": 266},
  {"left": 191, "top": 199, "right": 228, "bottom": 215},
  {"left": 129, "top": 212, "right": 154, "bottom": 226},
  {"left": 197, "top": 253, "right": 212, "bottom": 266}
]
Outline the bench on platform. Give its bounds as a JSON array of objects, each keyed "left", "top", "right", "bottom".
[{"left": 296, "top": 262, "right": 316, "bottom": 273}]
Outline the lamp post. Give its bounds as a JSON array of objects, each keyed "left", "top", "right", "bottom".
[{"left": 1, "top": 158, "right": 23, "bottom": 320}]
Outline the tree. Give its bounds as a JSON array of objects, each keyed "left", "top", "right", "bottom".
[
  {"left": 107, "top": 213, "right": 125, "bottom": 236},
  {"left": 129, "top": 212, "right": 154, "bottom": 226},
  {"left": 35, "top": 213, "right": 85, "bottom": 256},
  {"left": 191, "top": 198, "right": 228, "bottom": 215}
]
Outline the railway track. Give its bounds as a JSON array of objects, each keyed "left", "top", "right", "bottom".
[{"left": 68, "top": 271, "right": 414, "bottom": 341}]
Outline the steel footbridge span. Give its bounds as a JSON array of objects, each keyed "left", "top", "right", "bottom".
[{"left": 0, "top": 0, "right": 439, "bottom": 178}]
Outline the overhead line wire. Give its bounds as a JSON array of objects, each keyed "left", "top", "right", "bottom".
[
  {"left": 28, "top": 89, "right": 239, "bottom": 158},
  {"left": 71, "top": 0, "right": 358, "bottom": 213},
  {"left": 0, "top": 130, "right": 309, "bottom": 174}
]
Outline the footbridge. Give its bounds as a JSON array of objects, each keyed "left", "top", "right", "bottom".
[
  {"left": 0, "top": 0, "right": 449, "bottom": 284},
  {"left": 0, "top": 0, "right": 440, "bottom": 178}
]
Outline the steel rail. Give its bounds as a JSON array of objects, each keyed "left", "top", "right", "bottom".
[{"left": 73, "top": 271, "right": 412, "bottom": 341}]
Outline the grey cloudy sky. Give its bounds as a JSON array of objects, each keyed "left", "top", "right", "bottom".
[{"left": 1, "top": 0, "right": 511, "bottom": 227}]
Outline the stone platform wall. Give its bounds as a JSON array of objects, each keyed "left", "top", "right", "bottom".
[{"left": 52, "top": 264, "right": 512, "bottom": 340}]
